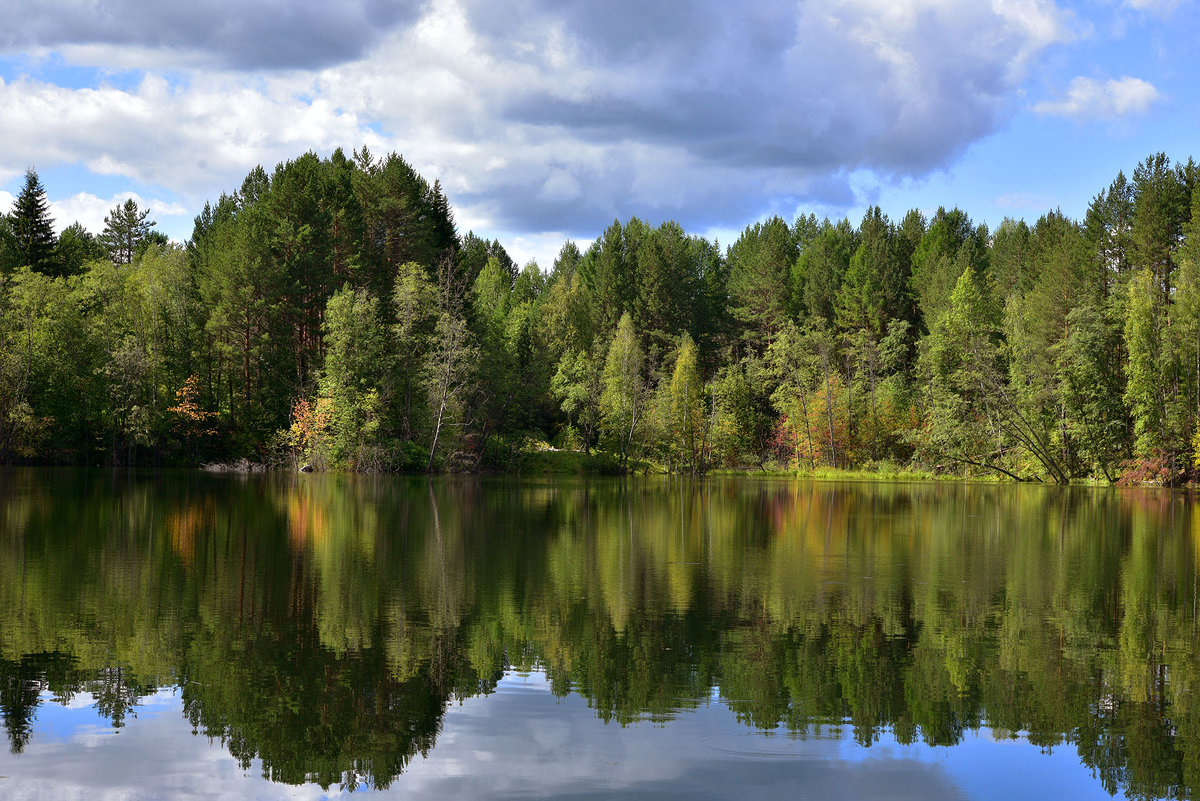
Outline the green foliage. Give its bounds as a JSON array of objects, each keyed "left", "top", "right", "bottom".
[
  {"left": 665, "top": 333, "right": 705, "bottom": 473},
  {"left": 836, "top": 206, "right": 906, "bottom": 335},
  {"left": 392, "top": 262, "right": 438, "bottom": 440},
  {"left": 1131, "top": 153, "right": 1188, "bottom": 304},
  {"left": 422, "top": 311, "right": 479, "bottom": 471},
  {"left": 910, "top": 207, "right": 987, "bottom": 330},
  {"left": 551, "top": 344, "right": 604, "bottom": 452},
  {"left": 1124, "top": 268, "right": 1165, "bottom": 457},
  {"left": 765, "top": 320, "right": 822, "bottom": 469},
  {"left": 7, "top": 169, "right": 57, "bottom": 276},
  {"left": 989, "top": 217, "right": 1032, "bottom": 298},
  {"left": 600, "top": 312, "right": 646, "bottom": 465},
  {"left": 727, "top": 216, "right": 796, "bottom": 348},
  {"left": 581, "top": 219, "right": 638, "bottom": 333},
  {"left": 1054, "top": 303, "right": 1126, "bottom": 479},
  {"left": 99, "top": 198, "right": 156, "bottom": 265},
  {"left": 318, "top": 286, "right": 389, "bottom": 469},
  {"left": 917, "top": 265, "right": 1020, "bottom": 478},
  {"left": 710, "top": 357, "right": 774, "bottom": 468},
  {"left": 1004, "top": 211, "right": 1094, "bottom": 474},
  {"left": 459, "top": 232, "right": 514, "bottom": 288},
  {"left": 54, "top": 222, "right": 106, "bottom": 276},
  {"left": 4, "top": 148, "right": 1200, "bottom": 481},
  {"left": 798, "top": 217, "right": 854, "bottom": 324},
  {"left": 1171, "top": 186, "right": 1200, "bottom": 471},
  {"left": 0, "top": 267, "right": 103, "bottom": 461}
]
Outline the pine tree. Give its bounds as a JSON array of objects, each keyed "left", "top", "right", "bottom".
[
  {"left": 100, "top": 198, "right": 155, "bottom": 265},
  {"left": 1131, "top": 153, "right": 1187, "bottom": 305},
  {"left": 426, "top": 179, "right": 459, "bottom": 260},
  {"left": 1124, "top": 154, "right": 1190, "bottom": 477},
  {"left": 633, "top": 221, "right": 696, "bottom": 348},
  {"left": 920, "top": 265, "right": 1067, "bottom": 483},
  {"left": 726, "top": 216, "right": 795, "bottom": 348},
  {"left": 1006, "top": 211, "right": 1092, "bottom": 475},
  {"left": 1056, "top": 302, "right": 1127, "bottom": 480},
  {"left": 990, "top": 217, "right": 1032, "bottom": 299},
  {"left": 584, "top": 220, "right": 638, "bottom": 334}
]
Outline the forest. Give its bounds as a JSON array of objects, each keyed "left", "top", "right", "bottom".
[{"left": 1, "top": 148, "right": 1198, "bottom": 483}]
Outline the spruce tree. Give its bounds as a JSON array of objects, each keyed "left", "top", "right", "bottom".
[
  {"left": 8, "top": 168, "right": 56, "bottom": 274},
  {"left": 836, "top": 206, "right": 902, "bottom": 336}
]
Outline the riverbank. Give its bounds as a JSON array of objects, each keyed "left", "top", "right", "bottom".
[{"left": 22, "top": 446, "right": 1166, "bottom": 487}]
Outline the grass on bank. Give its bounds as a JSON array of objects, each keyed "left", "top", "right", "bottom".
[
  {"left": 513, "top": 439, "right": 944, "bottom": 481},
  {"left": 514, "top": 444, "right": 1128, "bottom": 486},
  {"left": 708, "top": 464, "right": 940, "bottom": 482}
]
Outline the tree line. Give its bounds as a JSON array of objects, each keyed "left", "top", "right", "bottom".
[{"left": 1, "top": 149, "right": 1198, "bottom": 482}]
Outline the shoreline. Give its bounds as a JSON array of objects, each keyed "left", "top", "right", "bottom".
[{"left": 4, "top": 456, "right": 1171, "bottom": 488}]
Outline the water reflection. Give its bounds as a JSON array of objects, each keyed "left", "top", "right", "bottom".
[{"left": 0, "top": 470, "right": 1198, "bottom": 798}]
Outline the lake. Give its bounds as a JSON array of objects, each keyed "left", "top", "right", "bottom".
[{"left": 1, "top": 469, "right": 1197, "bottom": 799}]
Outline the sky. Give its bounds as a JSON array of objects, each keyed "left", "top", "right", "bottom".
[{"left": 0, "top": 0, "right": 1195, "bottom": 268}]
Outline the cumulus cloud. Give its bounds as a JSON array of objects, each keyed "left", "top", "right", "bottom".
[
  {"left": 50, "top": 191, "right": 189, "bottom": 236},
  {"left": 1033, "top": 76, "right": 1160, "bottom": 119},
  {"left": 336, "top": 0, "right": 1076, "bottom": 233},
  {"left": 0, "top": 0, "right": 1078, "bottom": 246},
  {"left": 0, "top": 73, "right": 386, "bottom": 203}
]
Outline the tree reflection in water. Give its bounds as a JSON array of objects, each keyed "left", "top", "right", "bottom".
[{"left": 0, "top": 470, "right": 1197, "bottom": 798}]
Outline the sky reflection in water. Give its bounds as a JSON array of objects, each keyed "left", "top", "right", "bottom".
[
  {"left": 0, "top": 470, "right": 1191, "bottom": 799},
  {"left": 2, "top": 672, "right": 1119, "bottom": 801}
]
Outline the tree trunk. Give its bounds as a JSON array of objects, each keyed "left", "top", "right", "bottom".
[{"left": 427, "top": 392, "right": 447, "bottom": 473}]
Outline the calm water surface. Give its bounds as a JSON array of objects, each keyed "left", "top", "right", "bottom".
[{"left": 1, "top": 469, "right": 1198, "bottom": 799}]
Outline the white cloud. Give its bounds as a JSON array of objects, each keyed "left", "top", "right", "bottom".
[
  {"left": 0, "top": 73, "right": 386, "bottom": 204},
  {"left": 1033, "top": 76, "right": 1161, "bottom": 119},
  {"left": 0, "top": 0, "right": 1079, "bottom": 256},
  {"left": 49, "top": 191, "right": 188, "bottom": 236},
  {"left": 499, "top": 231, "right": 574, "bottom": 271}
]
